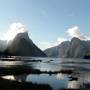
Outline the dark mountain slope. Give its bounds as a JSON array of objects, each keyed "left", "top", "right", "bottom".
[{"left": 6, "top": 32, "right": 46, "bottom": 57}]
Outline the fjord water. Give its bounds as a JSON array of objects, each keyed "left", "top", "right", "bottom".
[{"left": 0, "top": 57, "right": 90, "bottom": 90}]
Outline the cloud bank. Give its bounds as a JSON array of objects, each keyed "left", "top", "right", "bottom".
[
  {"left": 4, "top": 22, "right": 27, "bottom": 42},
  {"left": 66, "top": 26, "right": 90, "bottom": 40},
  {"left": 0, "top": 22, "right": 27, "bottom": 52}
]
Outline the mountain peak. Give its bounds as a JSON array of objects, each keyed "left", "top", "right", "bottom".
[
  {"left": 6, "top": 32, "right": 46, "bottom": 57},
  {"left": 44, "top": 37, "right": 90, "bottom": 58},
  {"left": 13, "top": 32, "right": 33, "bottom": 43},
  {"left": 71, "top": 37, "right": 81, "bottom": 41}
]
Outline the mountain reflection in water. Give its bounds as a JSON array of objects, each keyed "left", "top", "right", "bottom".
[{"left": 0, "top": 57, "right": 90, "bottom": 90}]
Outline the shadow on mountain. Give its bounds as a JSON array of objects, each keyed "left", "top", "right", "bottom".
[{"left": 5, "top": 33, "right": 47, "bottom": 57}]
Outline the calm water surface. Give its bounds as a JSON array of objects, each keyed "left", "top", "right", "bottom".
[{"left": 1, "top": 57, "right": 90, "bottom": 90}]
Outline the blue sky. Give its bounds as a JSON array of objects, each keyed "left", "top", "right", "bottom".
[{"left": 0, "top": 0, "right": 90, "bottom": 50}]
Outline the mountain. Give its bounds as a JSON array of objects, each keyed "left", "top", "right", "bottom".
[
  {"left": 44, "top": 37, "right": 90, "bottom": 58},
  {"left": 65, "top": 37, "right": 86, "bottom": 58},
  {"left": 44, "top": 46, "right": 59, "bottom": 58},
  {"left": 58, "top": 41, "right": 70, "bottom": 58},
  {"left": 5, "top": 32, "right": 46, "bottom": 57},
  {"left": 44, "top": 41, "right": 70, "bottom": 58},
  {"left": 0, "top": 40, "right": 7, "bottom": 52},
  {"left": 44, "top": 41, "right": 69, "bottom": 58}
]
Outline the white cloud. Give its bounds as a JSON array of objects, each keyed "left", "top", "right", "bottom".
[
  {"left": 0, "top": 22, "right": 27, "bottom": 51},
  {"left": 0, "top": 22, "right": 90, "bottom": 51},
  {"left": 38, "top": 26, "right": 90, "bottom": 50},
  {"left": 0, "top": 32, "right": 4, "bottom": 40},
  {"left": 3, "top": 22, "right": 27, "bottom": 42},
  {"left": 66, "top": 26, "right": 90, "bottom": 40},
  {"left": 57, "top": 38, "right": 67, "bottom": 44}
]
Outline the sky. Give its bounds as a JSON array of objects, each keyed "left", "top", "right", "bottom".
[{"left": 0, "top": 0, "right": 90, "bottom": 50}]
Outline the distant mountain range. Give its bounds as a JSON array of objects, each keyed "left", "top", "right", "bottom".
[
  {"left": 0, "top": 31, "right": 90, "bottom": 58},
  {"left": 0, "top": 32, "right": 46, "bottom": 57},
  {"left": 44, "top": 37, "right": 90, "bottom": 58}
]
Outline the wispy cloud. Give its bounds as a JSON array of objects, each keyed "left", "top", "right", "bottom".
[
  {"left": 37, "top": 37, "right": 66, "bottom": 50},
  {"left": 0, "top": 32, "right": 5, "bottom": 40},
  {"left": 56, "top": 37, "right": 67, "bottom": 44}
]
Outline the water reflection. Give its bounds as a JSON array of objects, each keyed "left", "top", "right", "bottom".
[
  {"left": 26, "top": 74, "right": 68, "bottom": 90},
  {"left": 68, "top": 80, "right": 79, "bottom": 89},
  {"left": 0, "top": 61, "right": 23, "bottom": 66},
  {"left": 2, "top": 75, "right": 27, "bottom": 82},
  {"left": 3, "top": 71, "right": 89, "bottom": 89},
  {"left": 15, "top": 75, "right": 27, "bottom": 82},
  {"left": 56, "top": 73, "right": 65, "bottom": 80},
  {"left": 1, "top": 70, "right": 90, "bottom": 90},
  {"left": 2, "top": 75, "right": 15, "bottom": 80},
  {"left": 0, "top": 76, "right": 52, "bottom": 90},
  {"left": 0, "top": 57, "right": 90, "bottom": 90}
]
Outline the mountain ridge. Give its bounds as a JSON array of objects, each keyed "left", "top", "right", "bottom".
[
  {"left": 44, "top": 37, "right": 90, "bottom": 58},
  {"left": 2, "top": 32, "right": 47, "bottom": 57}
]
